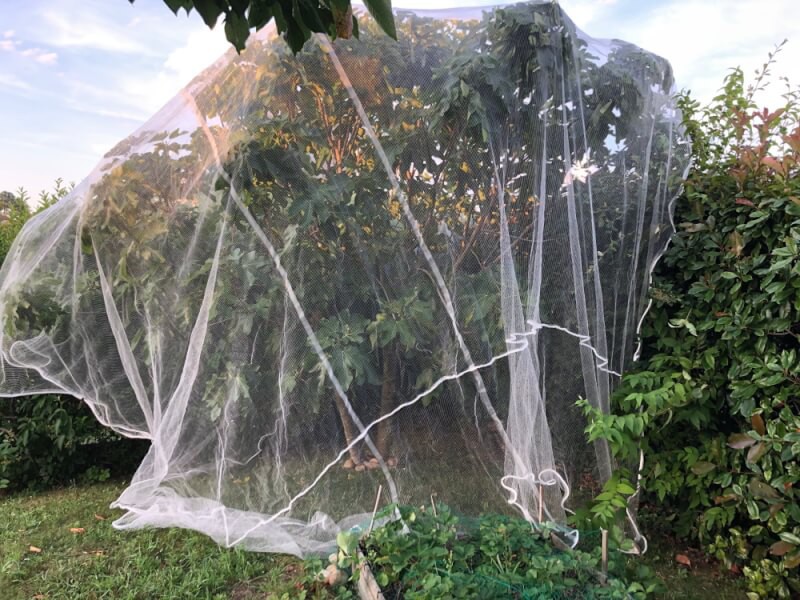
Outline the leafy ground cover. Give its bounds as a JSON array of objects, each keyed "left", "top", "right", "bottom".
[
  {"left": 1, "top": 480, "right": 745, "bottom": 599},
  {"left": 358, "top": 503, "right": 647, "bottom": 598}
]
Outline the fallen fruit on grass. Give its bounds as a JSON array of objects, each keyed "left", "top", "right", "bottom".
[{"left": 318, "top": 564, "right": 345, "bottom": 586}]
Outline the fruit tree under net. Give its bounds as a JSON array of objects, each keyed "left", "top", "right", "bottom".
[{"left": 0, "top": 1, "right": 688, "bottom": 556}]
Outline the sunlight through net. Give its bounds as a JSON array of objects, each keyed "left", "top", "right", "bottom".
[{"left": 0, "top": 1, "right": 688, "bottom": 555}]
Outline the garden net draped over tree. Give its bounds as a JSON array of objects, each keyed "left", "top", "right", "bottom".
[{"left": 0, "top": 2, "right": 688, "bottom": 555}]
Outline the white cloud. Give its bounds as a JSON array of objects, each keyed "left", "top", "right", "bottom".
[
  {"left": 1, "top": 41, "right": 58, "bottom": 65},
  {"left": 50, "top": 25, "right": 228, "bottom": 126},
  {"left": 559, "top": 0, "right": 618, "bottom": 30},
  {"left": 0, "top": 23, "right": 58, "bottom": 65},
  {"left": 0, "top": 73, "right": 32, "bottom": 92},
  {"left": 59, "top": 78, "right": 154, "bottom": 122},
  {"left": 618, "top": 0, "right": 800, "bottom": 106},
  {"left": 40, "top": 9, "right": 153, "bottom": 54},
  {"left": 89, "top": 140, "right": 120, "bottom": 157},
  {"left": 119, "top": 26, "right": 229, "bottom": 114},
  {"left": 559, "top": 0, "right": 800, "bottom": 108},
  {"left": 35, "top": 51, "right": 58, "bottom": 65},
  {"left": 20, "top": 47, "right": 59, "bottom": 65}
]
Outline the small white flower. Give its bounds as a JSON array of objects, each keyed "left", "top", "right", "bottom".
[{"left": 562, "top": 153, "right": 600, "bottom": 187}]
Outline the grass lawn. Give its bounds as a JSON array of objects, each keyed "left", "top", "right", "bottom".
[
  {"left": 639, "top": 539, "right": 746, "bottom": 600},
  {"left": 1, "top": 479, "right": 746, "bottom": 599},
  {"left": 0, "top": 480, "right": 334, "bottom": 600}
]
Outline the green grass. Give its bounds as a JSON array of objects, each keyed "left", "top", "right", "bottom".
[
  {"left": 0, "top": 480, "right": 335, "bottom": 600},
  {"left": 1, "top": 479, "right": 747, "bottom": 599},
  {"left": 638, "top": 539, "right": 746, "bottom": 600}
]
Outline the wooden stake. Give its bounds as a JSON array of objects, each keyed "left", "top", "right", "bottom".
[
  {"left": 368, "top": 484, "right": 383, "bottom": 534},
  {"left": 601, "top": 529, "right": 609, "bottom": 582},
  {"left": 537, "top": 484, "right": 544, "bottom": 523},
  {"left": 430, "top": 494, "right": 438, "bottom": 518}
]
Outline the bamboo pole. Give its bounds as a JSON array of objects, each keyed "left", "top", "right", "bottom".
[
  {"left": 601, "top": 529, "right": 609, "bottom": 582},
  {"left": 367, "top": 485, "right": 383, "bottom": 534}
]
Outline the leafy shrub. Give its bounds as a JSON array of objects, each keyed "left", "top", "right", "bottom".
[
  {"left": 0, "top": 395, "right": 145, "bottom": 490},
  {"left": 358, "top": 503, "right": 657, "bottom": 598},
  {"left": 0, "top": 182, "right": 147, "bottom": 492},
  {"left": 582, "top": 48, "right": 800, "bottom": 598}
]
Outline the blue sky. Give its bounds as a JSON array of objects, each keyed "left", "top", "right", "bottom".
[{"left": 1, "top": 0, "right": 798, "bottom": 197}]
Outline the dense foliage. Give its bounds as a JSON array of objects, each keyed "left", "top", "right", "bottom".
[
  {"left": 17, "top": 3, "right": 673, "bottom": 505},
  {"left": 0, "top": 182, "right": 146, "bottom": 492},
  {"left": 347, "top": 503, "right": 656, "bottom": 598},
  {"left": 132, "top": 0, "right": 397, "bottom": 53},
  {"left": 583, "top": 52, "right": 800, "bottom": 598}
]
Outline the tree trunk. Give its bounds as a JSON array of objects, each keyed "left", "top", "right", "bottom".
[
  {"left": 376, "top": 343, "right": 397, "bottom": 458},
  {"left": 332, "top": 4, "right": 353, "bottom": 39},
  {"left": 333, "top": 395, "right": 362, "bottom": 465}
]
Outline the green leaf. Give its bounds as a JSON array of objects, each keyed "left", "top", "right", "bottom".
[
  {"left": 779, "top": 532, "right": 800, "bottom": 546},
  {"left": 192, "top": 0, "right": 225, "bottom": 28},
  {"left": 225, "top": 9, "right": 251, "bottom": 52},
  {"left": 284, "top": 14, "right": 310, "bottom": 53},
  {"left": 362, "top": 0, "right": 396, "bottom": 39},
  {"left": 248, "top": 2, "right": 274, "bottom": 28},
  {"left": 668, "top": 318, "right": 697, "bottom": 336},
  {"left": 690, "top": 461, "right": 716, "bottom": 476},
  {"left": 749, "top": 478, "right": 780, "bottom": 500},
  {"left": 757, "top": 373, "right": 784, "bottom": 387},
  {"left": 161, "top": 0, "right": 194, "bottom": 14},
  {"left": 785, "top": 550, "right": 800, "bottom": 569},
  {"left": 336, "top": 530, "right": 359, "bottom": 555},
  {"left": 616, "top": 481, "right": 636, "bottom": 495}
]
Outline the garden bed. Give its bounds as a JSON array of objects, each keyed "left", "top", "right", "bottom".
[{"left": 342, "top": 503, "right": 647, "bottom": 599}]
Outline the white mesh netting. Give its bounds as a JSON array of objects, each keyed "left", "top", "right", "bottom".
[{"left": 0, "top": 2, "right": 689, "bottom": 556}]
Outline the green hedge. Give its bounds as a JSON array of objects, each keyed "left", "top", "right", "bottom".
[
  {"left": 583, "top": 54, "right": 800, "bottom": 598},
  {"left": 0, "top": 182, "right": 146, "bottom": 492}
]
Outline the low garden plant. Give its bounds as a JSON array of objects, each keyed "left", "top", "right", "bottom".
[{"left": 320, "top": 503, "right": 658, "bottom": 599}]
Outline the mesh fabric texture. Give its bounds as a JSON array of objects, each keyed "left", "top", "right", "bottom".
[{"left": 0, "top": 1, "right": 688, "bottom": 555}]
